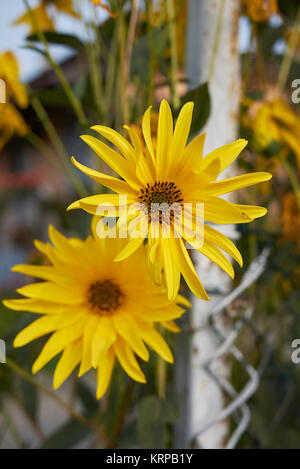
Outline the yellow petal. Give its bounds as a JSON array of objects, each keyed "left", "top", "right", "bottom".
[
  {"left": 170, "top": 102, "right": 194, "bottom": 165},
  {"left": 80, "top": 135, "right": 140, "bottom": 190},
  {"left": 156, "top": 99, "right": 173, "bottom": 178},
  {"left": 91, "top": 317, "right": 116, "bottom": 368},
  {"left": 199, "top": 241, "right": 235, "bottom": 278},
  {"left": 91, "top": 125, "right": 137, "bottom": 163},
  {"left": 193, "top": 172, "right": 272, "bottom": 197},
  {"left": 198, "top": 196, "right": 252, "bottom": 224},
  {"left": 114, "top": 338, "right": 146, "bottom": 383},
  {"left": 114, "top": 235, "right": 145, "bottom": 262},
  {"left": 175, "top": 237, "right": 209, "bottom": 300},
  {"left": 199, "top": 139, "right": 248, "bottom": 174},
  {"left": 161, "top": 320, "right": 181, "bottom": 333},
  {"left": 233, "top": 204, "right": 268, "bottom": 221},
  {"left": 139, "top": 324, "right": 174, "bottom": 363},
  {"left": 17, "top": 282, "right": 84, "bottom": 305},
  {"left": 71, "top": 157, "right": 137, "bottom": 196},
  {"left": 53, "top": 340, "right": 82, "bottom": 390},
  {"left": 32, "top": 319, "right": 85, "bottom": 374},
  {"left": 96, "top": 347, "right": 115, "bottom": 399},
  {"left": 161, "top": 238, "right": 181, "bottom": 301},
  {"left": 142, "top": 106, "right": 155, "bottom": 163},
  {"left": 179, "top": 132, "right": 206, "bottom": 174},
  {"left": 2, "top": 298, "right": 84, "bottom": 315},
  {"left": 78, "top": 315, "right": 99, "bottom": 377},
  {"left": 11, "top": 264, "right": 65, "bottom": 283},
  {"left": 204, "top": 225, "right": 243, "bottom": 267},
  {"left": 114, "top": 313, "right": 149, "bottom": 361}
]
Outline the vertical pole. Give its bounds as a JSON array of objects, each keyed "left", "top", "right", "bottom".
[{"left": 174, "top": 0, "right": 241, "bottom": 449}]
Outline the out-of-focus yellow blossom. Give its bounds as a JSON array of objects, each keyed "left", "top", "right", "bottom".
[
  {"left": 144, "top": 0, "right": 187, "bottom": 68},
  {"left": 0, "top": 51, "right": 29, "bottom": 150},
  {"left": 281, "top": 191, "right": 300, "bottom": 250},
  {"left": 14, "top": 0, "right": 77, "bottom": 33},
  {"left": 0, "top": 52, "right": 28, "bottom": 108},
  {"left": 244, "top": 97, "right": 300, "bottom": 168},
  {"left": 242, "top": 0, "right": 278, "bottom": 22},
  {"left": 0, "top": 103, "right": 30, "bottom": 151}
]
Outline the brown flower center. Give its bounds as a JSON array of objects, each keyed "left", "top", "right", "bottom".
[
  {"left": 137, "top": 181, "right": 183, "bottom": 224},
  {"left": 87, "top": 280, "right": 124, "bottom": 316}
]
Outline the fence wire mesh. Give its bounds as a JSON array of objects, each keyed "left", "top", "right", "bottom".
[{"left": 191, "top": 248, "right": 271, "bottom": 449}]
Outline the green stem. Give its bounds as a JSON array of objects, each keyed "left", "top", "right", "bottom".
[
  {"left": 6, "top": 357, "right": 102, "bottom": 439},
  {"left": 25, "top": 132, "right": 60, "bottom": 169},
  {"left": 30, "top": 93, "right": 87, "bottom": 197},
  {"left": 87, "top": 4, "right": 104, "bottom": 118},
  {"left": 24, "top": 0, "right": 88, "bottom": 127},
  {"left": 207, "top": 0, "right": 225, "bottom": 82},
  {"left": 119, "top": 4, "right": 129, "bottom": 124},
  {"left": 167, "top": 0, "right": 180, "bottom": 110},
  {"left": 280, "top": 156, "right": 300, "bottom": 211},
  {"left": 145, "top": 0, "right": 155, "bottom": 106},
  {"left": 1, "top": 407, "right": 25, "bottom": 448},
  {"left": 277, "top": 5, "right": 300, "bottom": 92},
  {"left": 104, "top": 26, "right": 119, "bottom": 124},
  {"left": 157, "top": 357, "right": 166, "bottom": 399}
]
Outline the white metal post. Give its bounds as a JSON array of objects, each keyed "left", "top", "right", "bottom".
[{"left": 175, "top": 0, "right": 241, "bottom": 449}]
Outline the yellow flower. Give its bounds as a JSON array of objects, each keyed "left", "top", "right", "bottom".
[
  {"left": 146, "top": 0, "right": 187, "bottom": 68},
  {"left": 0, "top": 103, "right": 30, "bottom": 151},
  {"left": 0, "top": 51, "right": 29, "bottom": 150},
  {"left": 247, "top": 97, "right": 300, "bottom": 168},
  {"left": 14, "top": 0, "right": 77, "bottom": 33},
  {"left": 242, "top": 0, "right": 278, "bottom": 22},
  {"left": 281, "top": 191, "right": 300, "bottom": 250},
  {"left": 68, "top": 100, "right": 271, "bottom": 301},
  {"left": 0, "top": 51, "right": 28, "bottom": 108},
  {"left": 3, "top": 222, "right": 188, "bottom": 399}
]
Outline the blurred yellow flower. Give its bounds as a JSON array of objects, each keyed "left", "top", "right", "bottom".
[
  {"left": 0, "top": 51, "right": 29, "bottom": 150},
  {"left": 245, "top": 97, "right": 300, "bottom": 168},
  {"left": 14, "top": 0, "right": 77, "bottom": 33},
  {"left": 242, "top": 0, "right": 278, "bottom": 22},
  {"left": 0, "top": 51, "right": 28, "bottom": 108},
  {"left": 3, "top": 223, "right": 189, "bottom": 399},
  {"left": 281, "top": 191, "right": 300, "bottom": 249},
  {"left": 0, "top": 103, "right": 30, "bottom": 151},
  {"left": 145, "top": 0, "right": 187, "bottom": 68}
]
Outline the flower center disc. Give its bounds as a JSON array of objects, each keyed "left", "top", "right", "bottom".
[
  {"left": 138, "top": 181, "right": 183, "bottom": 224},
  {"left": 87, "top": 279, "right": 124, "bottom": 316}
]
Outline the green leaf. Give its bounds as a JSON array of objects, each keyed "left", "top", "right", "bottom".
[
  {"left": 137, "top": 394, "right": 179, "bottom": 449},
  {"left": 21, "top": 45, "right": 47, "bottom": 58},
  {"left": 26, "top": 32, "right": 85, "bottom": 51},
  {"left": 179, "top": 82, "right": 211, "bottom": 135},
  {"left": 32, "top": 88, "right": 69, "bottom": 108},
  {"left": 40, "top": 418, "right": 90, "bottom": 449}
]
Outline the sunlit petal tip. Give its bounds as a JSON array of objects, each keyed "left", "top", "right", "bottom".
[
  {"left": 13, "top": 334, "right": 24, "bottom": 348},
  {"left": 53, "top": 379, "right": 61, "bottom": 391},
  {"left": 165, "top": 351, "right": 174, "bottom": 364},
  {"left": 32, "top": 361, "right": 40, "bottom": 375},
  {"left": 66, "top": 200, "right": 81, "bottom": 211},
  {"left": 2, "top": 299, "right": 11, "bottom": 309},
  {"left": 70, "top": 155, "right": 77, "bottom": 165}
]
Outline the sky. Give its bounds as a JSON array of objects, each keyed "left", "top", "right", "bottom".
[
  {"left": 0, "top": 0, "right": 107, "bottom": 82},
  {"left": 0, "top": 0, "right": 280, "bottom": 84}
]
